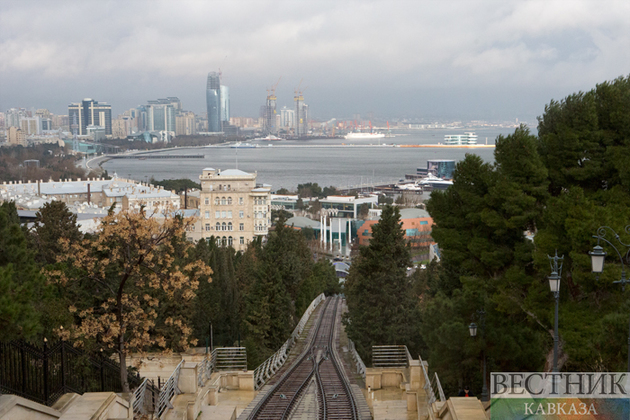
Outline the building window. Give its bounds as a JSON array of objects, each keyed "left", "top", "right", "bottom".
[
  {"left": 205, "top": 223, "right": 210, "bottom": 231},
  {"left": 228, "top": 197, "right": 232, "bottom": 205},
  {"left": 209, "top": 184, "right": 213, "bottom": 191},
  {"left": 205, "top": 198, "right": 209, "bottom": 205},
  {"left": 239, "top": 223, "right": 244, "bottom": 231},
  {"left": 215, "top": 210, "right": 220, "bottom": 218},
  {"left": 239, "top": 211, "right": 244, "bottom": 218},
  {"left": 216, "top": 237, "right": 221, "bottom": 246},
  {"left": 228, "top": 222, "right": 233, "bottom": 231},
  {"left": 222, "top": 222, "right": 227, "bottom": 231},
  {"left": 239, "top": 197, "right": 243, "bottom": 205},
  {"left": 222, "top": 236, "right": 227, "bottom": 246},
  {"left": 214, "top": 198, "right": 220, "bottom": 205},
  {"left": 221, "top": 211, "right": 226, "bottom": 218},
  {"left": 227, "top": 211, "right": 232, "bottom": 218},
  {"left": 218, "top": 184, "right": 222, "bottom": 191},
  {"left": 240, "top": 237, "right": 244, "bottom": 244},
  {"left": 205, "top": 211, "right": 210, "bottom": 218},
  {"left": 221, "top": 197, "right": 226, "bottom": 205},
  {"left": 216, "top": 222, "right": 220, "bottom": 231},
  {"left": 227, "top": 185, "right": 231, "bottom": 190},
  {"left": 228, "top": 236, "right": 233, "bottom": 246}
]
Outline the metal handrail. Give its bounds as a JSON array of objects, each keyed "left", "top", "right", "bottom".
[
  {"left": 197, "top": 349, "right": 218, "bottom": 388},
  {"left": 252, "top": 293, "right": 325, "bottom": 390},
  {"left": 419, "top": 354, "right": 438, "bottom": 405},
  {"left": 156, "top": 359, "right": 183, "bottom": 419},
  {"left": 372, "top": 345, "right": 410, "bottom": 368},
  {"left": 133, "top": 377, "right": 158, "bottom": 416},
  {"left": 434, "top": 371, "right": 446, "bottom": 402},
  {"left": 347, "top": 339, "right": 366, "bottom": 378}
]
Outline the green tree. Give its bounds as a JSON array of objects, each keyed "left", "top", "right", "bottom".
[
  {"left": 322, "top": 186, "right": 339, "bottom": 197},
  {"left": 151, "top": 178, "right": 201, "bottom": 193},
  {"left": 343, "top": 205, "right": 420, "bottom": 362},
  {"left": 297, "top": 182, "right": 322, "bottom": 198},
  {"left": 0, "top": 202, "right": 45, "bottom": 341},
  {"left": 31, "top": 201, "right": 82, "bottom": 266}
]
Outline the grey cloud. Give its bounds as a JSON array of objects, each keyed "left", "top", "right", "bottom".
[{"left": 1, "top": 0, "right": 629, "bottom": 121}]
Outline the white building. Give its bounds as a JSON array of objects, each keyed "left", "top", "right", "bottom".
[{"left": 197, "top": 168, "right": 271, "bottom": 250}]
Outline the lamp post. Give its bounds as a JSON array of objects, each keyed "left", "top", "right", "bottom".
[
  {"left": 468, "top": 310, "right": 488, "bottom": 401},
  {"left": 590, "top": 225, "right": 630, "bottom": 371},
  {"left": 548, "top": 250, "right": 564, "bottom": 372}
]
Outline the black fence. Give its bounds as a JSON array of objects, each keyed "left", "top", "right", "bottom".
[{"left": 0, "top": 340, "right": 143, "bottom": 406}]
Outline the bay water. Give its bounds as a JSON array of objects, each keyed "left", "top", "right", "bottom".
[{"left": 102, "top": 127, "right": 517, "bottom": 191}]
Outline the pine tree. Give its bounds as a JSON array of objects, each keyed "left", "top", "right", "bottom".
[
  {"left": 31, "top": 200, "right": 82, "bottom": 266},
  {"left": 344, "top": 205, "right": 420, "bottom": 362},
  {"left": 0, "top": 202, "right": 44, "bottom": 341}
]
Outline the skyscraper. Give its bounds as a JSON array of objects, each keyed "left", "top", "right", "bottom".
[
  {"left": 220, "top": 85, "right": 230, "bottom": 124},
  {"left": 68, "top": 99, "right": 112, "bottom": 135},
  {"left": 206, "top": 72, "right": 222, "bottom": 132},
  {"left": 146, "top": 99, "right": 177, "bottom": 132}
]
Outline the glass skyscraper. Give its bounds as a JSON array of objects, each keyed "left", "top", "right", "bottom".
[
  {"left": 206, "top": 72, "right": 222, "bottom": 132},
  {"left": 68, "top": 99, "right": 112, "bottom": 135}
]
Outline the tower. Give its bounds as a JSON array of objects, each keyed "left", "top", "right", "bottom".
[
  {"left": 68, "top": 99, "right": 112, "bottom": 135},
  {"left": 206, "top": 72, "right": 222, "bottom": 132}
]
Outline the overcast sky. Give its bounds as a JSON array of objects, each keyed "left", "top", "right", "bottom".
[{"left": 1, "top": 0, "right": 629, "bottom": 123}]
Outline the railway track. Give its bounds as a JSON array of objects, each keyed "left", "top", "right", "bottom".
[{"left": 247, "top": 296, "right": 359, "bottom": 420}]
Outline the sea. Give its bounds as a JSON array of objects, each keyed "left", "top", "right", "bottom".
[{"left": 101, "top": 127, "right": 517, "bottom": 191}]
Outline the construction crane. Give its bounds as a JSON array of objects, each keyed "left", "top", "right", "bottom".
[{"left": 264, "top": 77, "right": 282, "bottom": 134}]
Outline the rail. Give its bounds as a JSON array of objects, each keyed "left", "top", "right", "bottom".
[
  {"left": 197, "top": 347, "right": 247, "bottom": 388},
  {"left": 197, "top": 349, "right": 218, "bottom": 388},
  {"left": 347, "top": 338, "right": 366, "bottom": 378},
  {"left": 252, "top": 293, "right": 325, "bottom": 390},
  {"left": 418, "top": 354, "right": 445, "bottom": 405},
  {"left": 156, "top": 359, "right": 183, "bottom": 419},
  {"left": 132, "top": 377, "right": 158, "bottom": 417},
  {"left": 372, "top": 345, "right": 410, "bottom": 368}
]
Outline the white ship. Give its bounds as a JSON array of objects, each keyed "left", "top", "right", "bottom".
[
  {"left": 444, "top": 132, "right": 478, "bottom": 145},
  {"left": 395, "top": 174, "right": 453, "bottom": 192},
  {"left": 254, "top": 134, "right": 283, "bottom": 141},
  {"left": 344, "top": 132, "right": 385, "bottom": 140},
  {"left": 231, "top": 142, "right": 258, "bottom": 149}
]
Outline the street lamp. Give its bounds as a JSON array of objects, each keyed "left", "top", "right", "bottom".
[
  {"left": 468, "top": 311, "right": 488, "bottom": 402},
  {"left": 548, "top": 251, "right": 564, "bottom": 373},
  {"left": 590, "top": 225, "right": 630, "bottom": 371}
]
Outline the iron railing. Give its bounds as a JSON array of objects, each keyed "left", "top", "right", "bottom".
[
  {"left": 252, "top": 293, "right": 325, "bottom": 390},
  {"left": 419, "top": 354, "right": 445, "bottom": 405},
  {"left": 196, "top": 347, "right": 247, "bottom": 388},
  {"left": 347, "top": 338, "right": 366, "bottom": 378},
  {"left": 371, "top": 345, "right": 410, "bottom": 368},
  {"left": 197, "top": 349, "right": 218, "bottom": 388},
  {"left": 133, "top": 377, "right": 159, "bottom": 417},
  {"left": 156, "top": 359, "right": 183, "bottom": 419},
  {"left": 0, "top": 339, "right": 142, "bottom": 407}
]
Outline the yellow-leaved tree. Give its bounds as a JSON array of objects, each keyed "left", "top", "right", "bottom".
[{"left": 48, "top": 208, "right": 212, "bottom": 392}]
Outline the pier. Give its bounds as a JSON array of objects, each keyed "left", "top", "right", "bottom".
[{"left": 109, "top": 154, "right": 205, "bottom": 159}]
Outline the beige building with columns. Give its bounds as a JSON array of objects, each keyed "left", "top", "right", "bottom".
[{"left": 198, "top": 168, "right": 271, "bottom": 251}]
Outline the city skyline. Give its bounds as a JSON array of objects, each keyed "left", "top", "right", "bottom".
[{"left": 1, "top": 1, "right": 629, "bottom": 123}]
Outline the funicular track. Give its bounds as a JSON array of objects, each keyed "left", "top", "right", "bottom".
[{"left": 247, "top": 296, "right": 359, "bottom": 420}]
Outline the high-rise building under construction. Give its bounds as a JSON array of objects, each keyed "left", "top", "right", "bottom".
[
  {"left": 206, "top": 72, "right": 222, "bottom": 132},
  {"left": 294, "top": 91, "right": 305, "bottom": 137}
]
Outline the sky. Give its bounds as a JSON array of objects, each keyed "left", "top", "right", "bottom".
[{"left": 1, "top": 0, "right": 629, "bottom": 124}]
